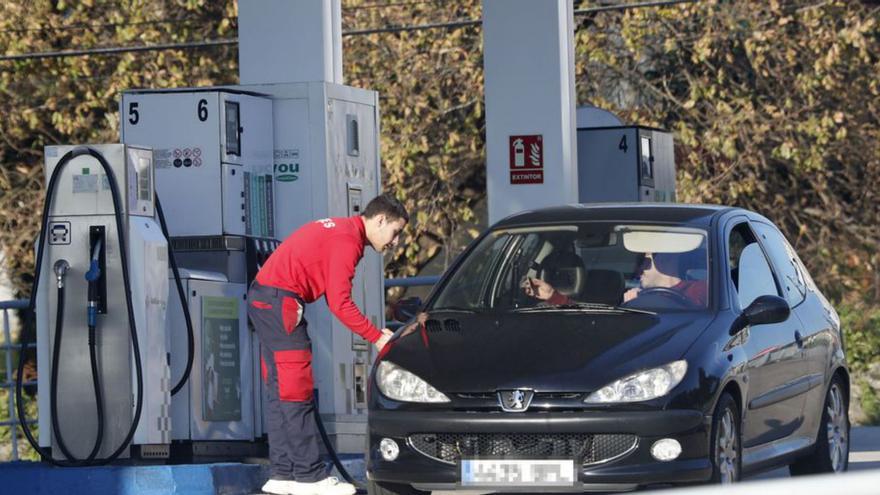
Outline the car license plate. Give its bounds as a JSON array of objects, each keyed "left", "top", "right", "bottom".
[{"left": 460, "top": 459, "right": 575, "bottom": 487}]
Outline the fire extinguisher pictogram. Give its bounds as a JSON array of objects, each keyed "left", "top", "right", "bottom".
[
  {"left": 508, "top": 135, "right": 544, "bottom": 184},
  {"left": 513, "top": 138, "right": 525, "bottom": 167}
]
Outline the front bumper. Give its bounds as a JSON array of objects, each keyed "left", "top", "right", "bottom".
[{"left": 367, "top": 409, "right": 712, "bottom": 492}]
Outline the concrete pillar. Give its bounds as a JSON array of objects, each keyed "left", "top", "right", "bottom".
[
  {"left": 483, "top": 0, "right": 579, "bottom": 224},
  {"left": 238, "top": 0, "right": 343, "bottom": 85}
]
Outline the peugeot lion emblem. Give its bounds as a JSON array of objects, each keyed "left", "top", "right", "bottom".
[{"left": 498, "top": 389, "right": 534, "bottom": 412}]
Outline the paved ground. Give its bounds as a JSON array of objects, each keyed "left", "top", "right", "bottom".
[
  {"left": 750, "top": 425, "right": 880, "bottom": 480},
  {"left": 434, "top": 426, "right": 880, "bottom": 494}
]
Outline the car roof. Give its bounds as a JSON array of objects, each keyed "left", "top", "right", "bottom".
[{"left": 493, "top": 203, "right": 736, "bottom": 229}]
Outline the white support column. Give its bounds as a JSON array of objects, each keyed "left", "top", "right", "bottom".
[
  {"left": 239, "top": 0, "right": 343, "bottom": 85},
  {"left": 331, "top": 0, "right": 343, "bottom": 83},
  {"left": 483, "top": 0, "right": 579, "bottom": 224}
]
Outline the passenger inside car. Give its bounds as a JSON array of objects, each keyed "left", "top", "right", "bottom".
[
  {"left": 521, "top": 247, "right": 622, "bottom": 305},
  {"left": 536, "top": 250, "right": 586, "bottom": 300}
]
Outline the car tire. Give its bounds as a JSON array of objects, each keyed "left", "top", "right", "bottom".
[
  {"left": 789, "top": 375, "right": 850, "bottom": 476},
  {"left": 367, "top": 480, "right": 429, "bottom": 495},
  {"left": 710, "top": 393, "right": 741, "bottom": 483}
]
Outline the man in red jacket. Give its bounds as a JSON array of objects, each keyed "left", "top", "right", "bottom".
[{"left": 248, "top": 194, "right": 408, "bottom": 495}]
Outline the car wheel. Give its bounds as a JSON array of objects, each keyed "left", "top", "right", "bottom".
[
  {"left": 710, "top": 393, "right": 741, "bottom": 483},
  {"left": 367, "top": 480, "right": 429, "bottom": 495},
  {"left": 790, "top": 375, "right": 850, "bottom": 475}
]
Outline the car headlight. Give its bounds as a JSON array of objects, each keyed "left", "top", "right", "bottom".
[
  {"left": 584, "top": 360, "right": 687, "bottom": 404},
  {"left": 376, "top": 361, "right": 450, "bottom": 403}
]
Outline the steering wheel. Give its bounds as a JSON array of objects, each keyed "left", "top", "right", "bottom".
[{"left": 628, "top": 287, "right": 697, "bottom": 308}]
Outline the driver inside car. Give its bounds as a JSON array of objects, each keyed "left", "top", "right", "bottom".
[{"left": 622, "top": 252, "right": 707, "bottom": 306}]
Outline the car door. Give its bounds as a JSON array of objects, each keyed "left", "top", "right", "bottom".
[
  {"left": 725, "top": 218, "right": 807, "bottom": 448},
  {"left": 751, "top": 220, "right": 831, "bottom": 436}
]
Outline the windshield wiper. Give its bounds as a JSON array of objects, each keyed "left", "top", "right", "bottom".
[
  {"left": 513, "top": 302, "right": 655, "bottom": 315},
  {"left": 429, "top": 306, "right": 479, "bottom": 313}
]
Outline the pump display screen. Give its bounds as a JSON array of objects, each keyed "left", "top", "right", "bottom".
[
  {"left": 225, "top": 101, "right": 241, "bottom": 156},
  {"left": 137, "top": 156, "right": 152, "bottom": 201},
  {"left": 126, "top": 147, "right": 154, "bottom": 215},
  {"left": 640, "top": 135, "right": 654, "bottom": 185}
]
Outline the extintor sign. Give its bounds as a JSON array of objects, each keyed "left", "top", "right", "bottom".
[{"left": 509, "top": 135, "right": 543, "bottom": 184}]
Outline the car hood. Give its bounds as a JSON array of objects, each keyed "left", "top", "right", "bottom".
[{"left": 381, "top": 309, "right": 714, "bottom": 394}]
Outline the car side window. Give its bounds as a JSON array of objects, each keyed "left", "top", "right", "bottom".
[
  {"left": 728, "top": 222, "right": 781, "bottom": 310},
  {"left": 432, "top": 233, "right": 509, "bottom": 309},
  {"left": 752, "top": 221, "right": 807, "bottom": 307},
  {"left": 493, "top": 233, "right": 546, "bottom": 308}
]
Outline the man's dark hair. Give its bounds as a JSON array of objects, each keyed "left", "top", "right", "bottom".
[
  {"left": 362, "top": 194, "right": 409, "bottom": 222},
  {"left": 652, "top": 253, "right": 682, "bottom": 278}
]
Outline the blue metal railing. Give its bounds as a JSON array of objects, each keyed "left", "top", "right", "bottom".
[
  {"left": 384, "top": 275, "right": 441, "bottom": 288},
  {"left": 0, "top": 299, "right": 34, "bottom": 461},
  {"left": 384, "top": 276, "right": 440, "bottom": 330}
]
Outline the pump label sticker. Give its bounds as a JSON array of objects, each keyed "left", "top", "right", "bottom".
[
  {"left": 509, "top": 135, "right": 544, "bottom": 184},
  {"left": 153, "top": 149, "right": 172, "bottom": 169},
  {"left": 49, "top": 222, "right": 71, "bottom": 245},
  {"left": 72, "top": 174, "right": 99, "bottom": 193},
  {"left": 274, "top": 149, "right": 300, "bottom": 182},
  {"left": 168, "top": 147, "right": 202, "bottom": 168}
]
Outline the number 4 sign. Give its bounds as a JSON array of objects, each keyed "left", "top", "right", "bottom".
[{"left": 509, "top": 135, "right": 543, "bottom": 184}]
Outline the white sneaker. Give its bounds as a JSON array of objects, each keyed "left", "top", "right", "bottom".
[
  {"left": 262, "top": 478, "right": 296, "bottom": 495},
  {"left": 289, "top": 476, "right": 357, "bottom": 495}
]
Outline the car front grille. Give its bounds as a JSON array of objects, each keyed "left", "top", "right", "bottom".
[
  {"left": 408, "top": 432, "right": 638, "bottom": 466},
  {"left": 455, "top": 392, "right": 582, "bottom": 400}
]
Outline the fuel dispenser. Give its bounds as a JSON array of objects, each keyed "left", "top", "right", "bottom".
[
  {"left": 239, "top": 81, "right": 384, "bottom": 453},
  {"left": 120, "top": 88, "right": 277, "bottom": 457},
  {"left": 32, "top": 144, "right": 170, "bottom": 462},
  {"left": 576, "top": 125, "right": 677, "bottom": 203},
  {"left": 122, "top": 82, "right": 385, "bottom": 455}
]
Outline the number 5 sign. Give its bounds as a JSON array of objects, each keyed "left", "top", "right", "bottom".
[{"left": 509, "top": 135, "right": 543, "bottom": 184}]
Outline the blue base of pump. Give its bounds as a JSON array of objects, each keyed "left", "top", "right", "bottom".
[{"left": 0, "top": 455, "right": 365, "bottom": 495}]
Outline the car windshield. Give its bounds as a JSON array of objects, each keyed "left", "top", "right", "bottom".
[{"left": 430, "top": 222, "right": 709, "bottom": 313}]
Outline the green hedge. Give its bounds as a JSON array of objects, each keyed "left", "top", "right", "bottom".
[
  {"left": 839, "top": 302, "right": 880, "bottom": 425},
  {"left": 840, "top": 303, "right": 880, "bottom": 374}
]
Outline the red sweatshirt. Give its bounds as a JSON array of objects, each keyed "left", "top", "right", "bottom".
[
  {"left": 256, "top": 215, "right": 382, "bottom": 343},
  {"left": 672, "top": 280, "right": 708, "bottom": 306}
]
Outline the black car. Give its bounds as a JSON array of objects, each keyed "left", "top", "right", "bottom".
[{"left": 367, "top": 204, "right": 849, "bottom": 494}]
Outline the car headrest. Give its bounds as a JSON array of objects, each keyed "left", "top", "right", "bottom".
[
  {"left": 678, "top": 248, "right": 706, "bottom": 277},
  {"left": 538, "top": 251, "right": 586, "bottom": 297},
  {"left": 582, "top": 269, "right": 625, "bottom": 305}
]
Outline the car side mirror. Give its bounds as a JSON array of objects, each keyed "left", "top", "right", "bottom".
[
  {"left": 393, "top": 296, "right": 423, "bottom": 322},
  {"left": 729, "top": 295, "right": 790, "bottom": 335}
]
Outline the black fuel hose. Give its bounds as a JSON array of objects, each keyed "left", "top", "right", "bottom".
[
  {"left": 313, "top": 389, "right": 367, "bottom": 494},
  {"left": 48, "top": 279, "right": 104, "bottom": 464},
  {"left": 15, "top": 146, "right": 144, "bottom": 466},
  {"left": 155, "top": 195, "right": 194, "bottom": 396}
]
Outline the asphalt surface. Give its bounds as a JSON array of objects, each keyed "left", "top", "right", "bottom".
[
  {"left": 434, "top": 426, "right": 880, "bottom": 494},
  {"left": 750, "top": 425, "right": 880, "bottom": 479}
]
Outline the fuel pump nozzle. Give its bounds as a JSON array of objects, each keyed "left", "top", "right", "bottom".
[
  {"left": 85, "top": 237, "right": 104, "bottom": 328},
  {"left": 53, "top": 259, "right": 70, "bottom": 288}
]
